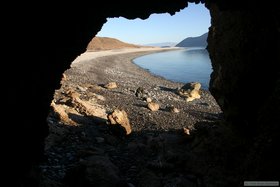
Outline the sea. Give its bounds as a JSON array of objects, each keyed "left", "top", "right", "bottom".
[{"left": 133, "top": 47, "right": 212, "bottom": 90}]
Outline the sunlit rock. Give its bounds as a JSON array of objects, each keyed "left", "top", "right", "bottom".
[
  {"left": 104, "top": 82, "right": 118, "bottom": 89},
  {"left": 147, "top": 102, "right": 160, "bottom": 111},
  {"left": 107, "top": 109, "right": 132, "bottom": 135},
  {"left": 177, "top": 82, "right": 201, "bottom": 102}
]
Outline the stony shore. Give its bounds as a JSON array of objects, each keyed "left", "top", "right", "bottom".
[{"left": 39, "top": 48, "right": 236, "bottom": 187}]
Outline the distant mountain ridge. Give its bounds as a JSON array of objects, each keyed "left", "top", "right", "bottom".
[
  {"left": 87, "top": 36, "right": 142, "bottom": 51},
  {"left": 176, "top": 32, "right": 208, "bottom": 47}
]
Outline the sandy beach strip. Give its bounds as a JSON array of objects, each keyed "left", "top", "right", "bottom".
[{"left": 70, "top": 47, "right": 181, "bottom": 67}]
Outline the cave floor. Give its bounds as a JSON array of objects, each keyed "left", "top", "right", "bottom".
[{"left": 39, "top": 51, "right": 243, "bottom": 186}]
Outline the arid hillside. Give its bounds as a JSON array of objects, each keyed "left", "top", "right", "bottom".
[{"left": 87, "top": 36, "right": 143, "bottom": 51}]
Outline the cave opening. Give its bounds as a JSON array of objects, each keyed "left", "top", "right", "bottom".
[
  {"left": 96, "top": 3, "right": 212, "bottom": 90},
  {"left": 39, "top": 3, "right": 228, "bottom": 186},
  {"left": 7, "top": 1, "right": 279, "bottom": 186}
]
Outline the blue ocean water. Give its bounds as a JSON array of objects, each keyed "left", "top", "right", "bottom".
[{"left": 133, "top": 47, "right": 212, "bottom": 89}]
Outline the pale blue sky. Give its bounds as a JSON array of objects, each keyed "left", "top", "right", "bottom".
[{"left": 96, "top": 3, "right": 210, "bottom": 45}]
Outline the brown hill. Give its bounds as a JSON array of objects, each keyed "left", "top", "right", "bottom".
[{"left": 87, "top": 36, "right": 142, "bottom": 51}]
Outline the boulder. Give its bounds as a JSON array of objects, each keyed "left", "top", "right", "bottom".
[
  {"left": 147, "top": 102, "right": 160, "bottom": 111},
  {"left": 177, "top": 82, "right": 201, "bottom": 102},
  {"left": 107, "top": 109, "right": 132, "bottom": 135}
]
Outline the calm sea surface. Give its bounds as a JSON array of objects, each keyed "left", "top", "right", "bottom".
[{"left": 133, "top": 47, "right": 212, "bottom": 89}]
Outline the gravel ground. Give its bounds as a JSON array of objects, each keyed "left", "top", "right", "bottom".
[{"left": 38, "top": 50, "right": 235, "bottom": 187}]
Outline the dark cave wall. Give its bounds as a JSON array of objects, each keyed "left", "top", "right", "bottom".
[
  {"left": 207, "top": 2, "right": 280, "bottom": 179},
  {"left": 5, "top": 10, "right": 109, "bottom": 186},
  {"left": 207, "top": 3, "right": 280, "bottom": 127},
  {"left": 3, "top": 0, "right": 280, "bottom": 185},
  {"left": 4, "top": 1, "right": 189, "bottom": 185}
]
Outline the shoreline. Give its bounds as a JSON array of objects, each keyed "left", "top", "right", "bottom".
[
  {"left": 69, "top": 46, "right": 188, "bottom": 92},
  {"left": 63, "top": 48, "right": 221, "bottom": 131},
  {"left": 71, "top": 46, "right": 182, "bottom": 67}
]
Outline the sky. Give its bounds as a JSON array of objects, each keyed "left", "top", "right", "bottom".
[{"left": 96, "top": 3, "right": 210, "bottom": 45}]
